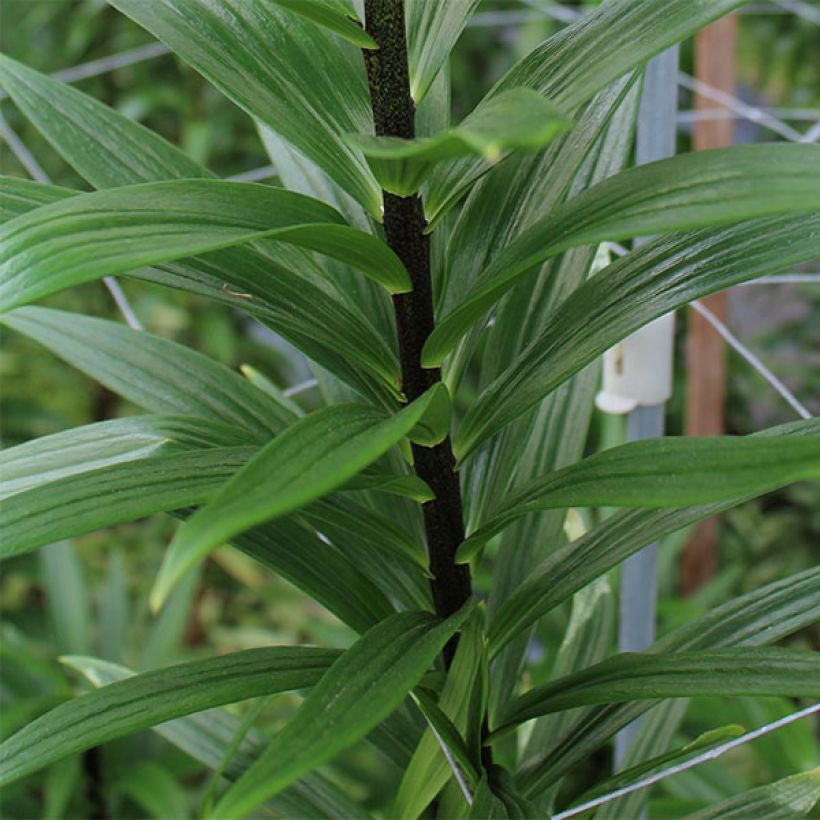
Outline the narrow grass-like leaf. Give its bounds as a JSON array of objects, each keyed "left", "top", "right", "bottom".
[
  {"left": 395, "top": 609, "right": 486, "bottom": 818},
  {"left": 424, "top": 0, "right": 748, "bottom": 223},
  {"left": 0, "top": 648, "right": 339, "bottom": 786},
  {"left": 487, "top": 418, "right": 820, "bottom": 656},
  {"left": 213, "top": 604, "right": 476, "bottom": 819},
  {"left": 152, "top": 388, "right": 441, "bottom": 609},
  {"left": 456, "top": 213, "right": 820, "bottom": 458},
  {"left": 494, "top": 649, "right": 820, "bottom": 734},
  {"left": 683, "top": 768, "right": 820, "bottom": 819},
  {"left": 107, "top": 0, "right": 381, "bottom": 214},
  {"left": 459, "top": 435, "right": 820, "bottom": 560},
  {"left": 425, "top": 145, "right": 820, "bottom": 368},
  {"left": 1, "top": 307, "right": 296, "bottom": 438},
  {"left": 0, "top": 57, "right": 399, "bottom": 397},
  {"left": 0, "top": 448, "right": 254, "bottom": 559},
  {"left": 406, "top": 0, "right": 480, "bottom": 103},
  {"left": 569, "top": 725, "right": 745, "bottom": 810},
  {"left": 0, "top": 416, "right": 250, "bottom": 501},
  {"left": 269, "top": 0, "right": 377, "bottom": 48},
  {"left": 347, "top": 89, "right": 571, "bottom": 196},
  {"left": 0, "top": 181, "right": 409, "bottom": 313},
  {"left": 517, "top": 565, "right": 820, "bottom": 795}
]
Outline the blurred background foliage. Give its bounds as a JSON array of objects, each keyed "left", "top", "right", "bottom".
[{"left": 1, "top": 1, "right": 817, "bottom": 817}]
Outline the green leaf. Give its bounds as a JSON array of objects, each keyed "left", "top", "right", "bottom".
[
  {"left": 683, "top": 768, "right": 820, "bottom": 819},
  {"left": 0, "top": 176, "right": 76, "bottom": 222},
  {"left": 0, "top": 415, "right": 251, "bottom": 501},
  {"left": 468, "top": 775, "right": 509, "bottom": 819},
  {"left": 458, "top": 435, "right": 820, "bottom": 561},
  {"left": 406, "top": 0, "right": 480, "bottom": 104},
  {"left": 494, "top": 649, "right": 820, "bottom": 735},
  {"left": 395, "top": 608, "right": 486, "bottom": 819},
  {"left": 424, "top": 0, "right": 748, "bottom": 224},
  {"left": 39, "top": 543, "right": 91, "bottom": 657},
  {"left": 0, "top": 180, "right": 410, "bottom": 314},
  {"left": 455, "top": 213, "right": 820, "bottom": 458},
  {"left": 0, "top": 447, "right": 254, "bottom": 560},
  {"left": 269, "top": 0, "right": 377, "bottom": 48},
  {"left": 213, "top": 604, "right": 476, "bottom": 819},
  {"left": 516, "top": 565, "right": 820, "bottom": 796},
  {"left": 487, "top": 418, "right": 820, "bottom": 657},
  {"left": 425, "top": 144, "right": 820, "bottom": 368},
  {"left": 116, "top": 761, "right": 190, "bottom": 820},
  {"left": 152, "top": 388, "right": 442, "bottom": 609},
  {"left": 1, "top": 306, "right": 297, "bottom": 437},
  {"left": 0, "top": 57, "right": 400, "bottom": 398},
  {"left": 407, "top": 381, "right": 452, "bottom": 446},
  {"left": 107, "top": 0, "right": 381, "bottom": 215},
  {"left": 0, "top": 54, "right": 210, "bottom": 189},
  {"left": 0, "top": 647, "right": 340, "bottom": 786},
  {"left": 347, "top": 89, "right": 571, "bottom": 196},
  {"left": 570, "top": 724, "right": 746, "bottom": 810}
]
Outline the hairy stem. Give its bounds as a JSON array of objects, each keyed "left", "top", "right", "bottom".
[{"left": 362, "top": 0, "right": 472, "bottom": 663}]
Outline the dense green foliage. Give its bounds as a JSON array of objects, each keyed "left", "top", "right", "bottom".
[{"left": 1, "top": 1, "right": 818, "bottom": 818}]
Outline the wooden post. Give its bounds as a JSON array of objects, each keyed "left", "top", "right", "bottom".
[{"left": 681, "top": 14, "right": 737, "bottom": 595}]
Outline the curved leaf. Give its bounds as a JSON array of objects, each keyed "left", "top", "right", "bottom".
[
  {"left": 494, "top": 649, "right": 820, "bottom": 734},
  {"left": 459, "top": 435, "right": 820, "bottom": 560},
  {"left": 455, "top": 213, "right": 820, "bottom": 459},
  {"left": 424, "top": 0, "right": 748, "bottom": 224},
  {"left": 152, "top": 386, "right": 444, "bottom": 608},
  {"left": 0, "top": 415, "right": 251, "bottom": 501},
  {"left": 0, "top": 176, "right": 75, "bottom": 222},
  {"left": 213, "top": 604, "right": 476, "bottom": 819},
  {"left": 347, "top": 89, "right": 571, "bottom": 196},
  {"left": 425, "top": 144, "right": 820, "bottom": 368},
  {"left": 1, "top": 306, "right": 295, "bottom": 438},
  {"left": 487, "top": 418, "right": 820, "bottom": 656},
  {"left": 0, "top": 647, "right": 340, "bottom": 786},
  {"left": 107, "top": 0, "right": 381, "bottom": 215},
  {"left": 270, "top": 0, "right": 377, "bottom": 48},
  {"left": 406, "top": 0, "right": 480, "bottom": 104},
  {"left": 0, "top": 181, "right": 410, "bottom": 313},
  {"left": 0, "top": 448, "right": 254, "bottom": 560}
]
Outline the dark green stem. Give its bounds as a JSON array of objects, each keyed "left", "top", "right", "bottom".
[{"left": 362, "top": 0, "right": 472, "bottom": 664}]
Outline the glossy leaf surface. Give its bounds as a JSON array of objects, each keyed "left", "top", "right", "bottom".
[
  {"left": 214, "top": 604, "right": 475, "bottom": 818},
  {"left": 425, "top": 145, "right": 820, "bottom": 368},
  {"left": 153, "top": 388, "right": 442, "bottom": 608},
  {"left": 459, "top": 434, "right": 820, "bottom": 559},
  {"left": 0, "top": 648, "right": 339, "bottom": 786}
]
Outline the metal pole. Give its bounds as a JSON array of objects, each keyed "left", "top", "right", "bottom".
[{"left": 614, "top": 44, "right": 680, "bottom": 770}]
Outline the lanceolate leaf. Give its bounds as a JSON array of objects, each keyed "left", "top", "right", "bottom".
[
  {"left": 458, "top": 435, "right": 820, "bottom": 560},
  {"left": 487, "top": 418, "right": 820, "bottom": 656},
  {"left": 0, "top": 57, "right": 400, "bottom": 398},
  {"left": 213, "top": 604, "right": 476, "bottom": 819},
  {"left": 0, "top": 647, "right": 340, "bottom": 786},
  {"left": 347, "top": 89, "right": 571, "bottom": 196},
  {"left": 107, "top": 0, "right": 381, "bottom": 215},
  {"left": 516, "top": 567, "right": 820, "bottom": 796},
  {"left": 493, "top": 649, "right": 820, "bottom": 734},
  {"left": 269, "top": 0, "right": 377, "bottom": 49},
  {"left": 1, "top": 307, "right": 296, "bottom": 438},
  {"left": 684, "top": 768, "right": 820, "bottom": 819},
  {"left": 456, "top": 213, "right": 820, "bottom": 458},
  {"left": 424, "top": 144, "right": 820, "bottom": 368},
  {"left": 0, "top": 448, "right": 254, "bottom": 559},
  {"left": 406, "top": 0, "right": 481, "bottom": 104},
  {"left": 152, "top": 388, "right": 443, "bottom": 608},
  {"left": 69, "top": 658, "right": 371, "bottom": 820},
  {"left": 0, "top": 415, "right": 251, "bottom": 501},
  {"left": 0, "top": 176, "right": 75, "bottom": 222},
  {"left": 424, "top": 0, "right": 748, "bottom": 223},
  {"left": 0, "top": 181, "right": 410, "bottom": 313}
]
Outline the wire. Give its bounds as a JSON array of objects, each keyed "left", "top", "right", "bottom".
[
  {"left": 554, "top": 702, "right": 820, "bottom": 820},
  {"left": 690, "top": 300, "right": 812, "bottom": 419}
]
